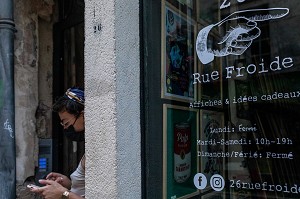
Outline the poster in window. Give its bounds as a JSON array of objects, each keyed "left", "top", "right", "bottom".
[
  {"left": 163, "top": 104, "right": 199, "bottom": 199},
  {"left": 199, "top": 110, "right": 225, "bottom": 192},
  {"left": 162, "top": 2, "right": 196, "bottom": 102}
]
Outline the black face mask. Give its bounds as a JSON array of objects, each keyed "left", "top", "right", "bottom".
[{"left": 64, "top": 125, "right": 85, "bottom": 142}]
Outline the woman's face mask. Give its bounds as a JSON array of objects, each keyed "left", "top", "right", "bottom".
[{"left": 64, "top": 125, "right": 85, "bottom": 142}]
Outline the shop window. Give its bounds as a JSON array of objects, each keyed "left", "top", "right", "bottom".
[{"left": 142, "top": 0, "right": 300, "bottom": 198}]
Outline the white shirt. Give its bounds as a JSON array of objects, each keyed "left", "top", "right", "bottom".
[{"left": 70, "top": 157, "right": 85, "bottom": 197}]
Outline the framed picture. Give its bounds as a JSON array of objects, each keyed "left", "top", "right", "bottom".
[
  {"left": 163, "top": 104, "right": 199, "bottom": 199},
  {"left": 161, "top": 2, "right": 197, "bottom": 102},
  {"left": 199, "top": 110, "right": 225, "bottom": 192}
]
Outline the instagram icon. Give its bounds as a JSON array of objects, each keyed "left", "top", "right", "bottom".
[{"left": 210, "top": 174, "right": 225, "bottom": 191}]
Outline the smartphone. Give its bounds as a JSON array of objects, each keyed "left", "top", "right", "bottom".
[{"left": 27, "top": 184, "right": 40, "bottom": 189}]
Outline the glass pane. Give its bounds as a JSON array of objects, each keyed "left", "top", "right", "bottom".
[{"left": 155, "top": 0, "right": 300, "bottom": 198}]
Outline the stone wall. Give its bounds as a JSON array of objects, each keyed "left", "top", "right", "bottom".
[{"left": 14, "top": 0, "right": 55, "bottom": 198}]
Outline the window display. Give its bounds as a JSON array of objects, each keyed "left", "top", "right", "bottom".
[{"left": 157, "top": 0, "right": 300, "bottom": 198}]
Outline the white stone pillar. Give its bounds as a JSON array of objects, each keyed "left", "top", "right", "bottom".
[{"left": 85, "top": 0, "right": 141, "bottom": 198}]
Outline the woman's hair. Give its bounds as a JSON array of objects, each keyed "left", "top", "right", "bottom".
[{"left": 53, "top": 87, "right": 84, "bottom": 115}]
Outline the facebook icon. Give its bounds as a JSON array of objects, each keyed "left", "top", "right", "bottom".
[
  {"left": 198, "top": 176, "right": 202, "bottom": 186},
  {"left": 193, "top": 173, "right": 207, "bottom": 190}
]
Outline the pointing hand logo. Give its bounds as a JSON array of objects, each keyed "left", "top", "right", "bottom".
[{"left": 196, "top": 8, "right": 289, "bottom": 64}]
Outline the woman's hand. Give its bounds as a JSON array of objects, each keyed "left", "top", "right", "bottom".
[
  {"left": 46, "top": 172, "right": 72, "bottom": 189},
  {"left": 30, "top": 180, "right": 67, "bottom": 199}
]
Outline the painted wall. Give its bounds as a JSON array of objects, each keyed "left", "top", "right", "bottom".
[{"left": 85, "top": 0, "right": 141, "bottom": 198}]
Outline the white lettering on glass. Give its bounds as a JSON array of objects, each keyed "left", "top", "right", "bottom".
[
  {"left": 193, "top": 56, "right": 294, "bottom": 84},
  {"left": 220, "top": 0, "right": 247, "bottom": 9}
]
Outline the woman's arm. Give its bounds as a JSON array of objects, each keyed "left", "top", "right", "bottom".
[
  {"left": 30, "top": 180, "right": 84, "bottom": 199},
  {"left": 46, "top": 172, "right": 72, "bottom": 189}
]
